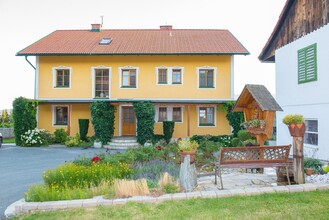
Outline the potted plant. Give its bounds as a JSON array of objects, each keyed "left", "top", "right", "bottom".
[
  {"left": 282, "top": 114, "right": 305, "bottom": 137},
  {"left": 92, "top": 136, "right": 102, "bottom": 148},
  {"left": 241, "top": 119, "right": 266, "bottom": 134},
  {"left": 304, "top": 158, "right": 322, "bottom": 175},
  {"left": 178, "top": 140, "right": 199, "bottom": 164}
]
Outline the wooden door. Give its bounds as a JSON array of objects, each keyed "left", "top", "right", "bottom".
[{"left": 122, "top": 106, "right": 136, "bottom": 136}]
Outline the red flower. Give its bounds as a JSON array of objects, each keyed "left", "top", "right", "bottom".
[
  {"left": 91, "top": 156, "right": 101, "bottom": 162},
  {"left": 156, "top": 145, "right": 162, "bottom": 150}
]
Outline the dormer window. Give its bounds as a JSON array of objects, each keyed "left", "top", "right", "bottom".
[{"left": 99, "top": 38, "right": 112, "bottom": 45}]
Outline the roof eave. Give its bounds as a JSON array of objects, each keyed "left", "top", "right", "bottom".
[
  {"left": 16, "top": 52, "right": 250, "bottom": 57},
  {"left": 258, "top": 0, "right": 295, "bottom": 62}
]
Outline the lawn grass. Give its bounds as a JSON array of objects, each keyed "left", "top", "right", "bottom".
[
  {"left": 3, "top": 137, "right": 15, "bottom": 143},
  {"left": 12, "top": 190, "right": 329, "bottom": 220}
]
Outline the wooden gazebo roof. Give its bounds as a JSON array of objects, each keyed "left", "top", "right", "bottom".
[{"left": 233, "top": 84, "right": 282, "bottom": 112}]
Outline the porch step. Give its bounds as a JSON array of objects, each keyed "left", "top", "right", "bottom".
[
  {"left": 111, "top": 136, "right": 138, "bottom": 143},
  {"left": 104, "top": 136, "right": 140, "bottom": 150}
]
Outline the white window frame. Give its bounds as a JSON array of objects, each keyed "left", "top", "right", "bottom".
[
  {"left": 196, "top": 66, "right": 217, "bottom": 89},
  {"left": 197, "top": 105, "right": 217, "bottom": 127},
  {"left": 119, "top": 66, "right": 139, "bottom": 89},
  {"left": 155, "top": 66, "right": 184, "bottom": 85},
  {"left": 52, "top": 105, "right": 71, "bottom": 126},
  {"left": 52, "top": 66, "right": 72, "bottom": 89},
  {"left": 304, "top": 118, "right": 318, "bottom": 146},
  {"left": 155, "top": 105, "right": 184, "bottom": 123},
  {"left": 91, "top": 66, "right": 112, "bottom": 98}
]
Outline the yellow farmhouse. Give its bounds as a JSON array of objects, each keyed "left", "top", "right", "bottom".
[{"left": 17, "top": 24, "right": 249, "bottom": 139}]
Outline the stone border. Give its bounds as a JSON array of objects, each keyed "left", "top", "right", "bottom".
[{"left": 5, "top": 183, "right": 329, "bottom": 218}]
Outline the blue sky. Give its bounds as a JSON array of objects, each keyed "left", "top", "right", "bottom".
[{"left": 0, "top": 0, "right": 286, "bottom": 110}]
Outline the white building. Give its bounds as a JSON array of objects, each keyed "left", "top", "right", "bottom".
[{"left": 259, "top": 0, "right": 329, "bottom": 160}]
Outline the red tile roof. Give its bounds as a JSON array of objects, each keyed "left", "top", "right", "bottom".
[{"left": 17, "top": 28, "right": 249, "bottom": 56}]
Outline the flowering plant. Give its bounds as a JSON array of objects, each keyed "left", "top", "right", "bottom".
[
  {"left": 241, "top": 119, "right": 266, "bottom": 129},
  {"left": 20, "top": 128, "right": 49, "bottom": 147},
  {"left": 91, "top": 155, "right": 101, "bottom": 162},
  {"left": 178, "top": 140, "right": 199, "bottom": 152},
  {"left": 156, "top": 145, "right": 162, "bottom": 150}
]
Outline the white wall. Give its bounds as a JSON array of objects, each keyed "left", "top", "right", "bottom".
[{"left": 275, "top": 24, "right": 329, "bottom": 160}]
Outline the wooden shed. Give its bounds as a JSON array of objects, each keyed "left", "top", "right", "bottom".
[{"left": 233, "top": 84, "right": 283, "bottom": 146}]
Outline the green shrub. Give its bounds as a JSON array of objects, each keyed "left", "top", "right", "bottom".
[
  {"left": 133, "top": 101, "right": 155, "bottom": 145},
  {"left": 237, "top": 130, "right": 252, "bottom": 142},
  {"left": 198, "top": 141, "right": 222, "bottom": 162},
  {"left": 163, "top": 121, "right": 175, "bottom": 144},
  {"left": 20, "top": 128, "right": 51, "bottom": 147},
  {"left": 190, "top": 135, "right": 233, "bottom": 147},
  {"left": 13, "top": 97, "right": 37, "bottom": 146},
  {"left": 90, "top": 102, "right": 115, "bottom": 144},
  {"left": 221, "top": 101, "right": 244, "bottom": 137},
  {"left": 65, "top": 133, "right": 81, "bottom": 147},
  {"left": 78, "top": 119, "right": 89, "bottom": 141},
  {"left": 232, "top": 137, "right": 242, "bottom": 147},
  {"left": 152, "top": 134, "right": 165, "bottom": 144},
  {"left": 54, "top": 128, "right": 67, "bottom": 144},
  {"left": 43, "top": 162, "right": 131, "bottom": 189}
]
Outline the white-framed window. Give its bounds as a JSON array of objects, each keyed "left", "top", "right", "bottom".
[
  {"left": 304, "top": 119, "right": 318, "bottom": 146},
  {"left": 172, "top": 69, "right": 182, "bottom": 84},
  {"left": 198, "top": 106, "right": 216, "bottom": 126},
  {"left": 172, "top": 107, "right": 182, "bottom": 122},
  {"left": 155, "top": 66, "right": 184, "bottom": 85},
  {"left": 91, "top": 66, "right": 112, "bottom": 98},
  {"left": 197, "top": 66, "right": 217, "bottom": 89},
  {"left": 158, "top": 68, "right": 168, "bottom": 84},
  {"left": 158, "top": 107, "right": 167, "bottom": 122},
  {"left": 52, "top": 105, "right": 69, "bottom": 126},
  {"left": 52, "top": 66, "right": 72, "bottom": 89},
  {"left": 155, "top": 105, "right": 184, "bottom": 123},
  {"left": 119, "top": 66, "right": 139, "bottom": 88}
]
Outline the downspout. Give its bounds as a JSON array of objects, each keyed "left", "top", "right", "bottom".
[{"left": 25, "top": 56, "right": 36, "bottom": 70}]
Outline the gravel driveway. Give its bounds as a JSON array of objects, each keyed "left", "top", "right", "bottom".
[{"left": 0, "top": 144, "right": 108, "bottom": 219}]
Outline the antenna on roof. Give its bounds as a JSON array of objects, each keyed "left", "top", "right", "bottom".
[{"left": 100, "top": 16, "right": 104, "bottom": 26}]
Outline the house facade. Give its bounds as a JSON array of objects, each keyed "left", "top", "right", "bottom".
[
  {"left": 17, "top": 24, "right": 249, "bottom": 139},
  {"left": 259, "top": 0, "right": 329, "bottom": 159}
]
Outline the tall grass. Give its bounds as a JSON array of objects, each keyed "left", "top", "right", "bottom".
[
  {"left": 113, "top": 179, "right": 149, "bottom": 198},
  {"left": 43, "top": 162, "right": 131, "bottom": 189},
  {"left": 25, "top": 181, "right": 113, "bottom": 202}
]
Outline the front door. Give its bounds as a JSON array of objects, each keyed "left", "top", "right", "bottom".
[{"left": 122, "top": 106, "right": 136, "bottom": 136}]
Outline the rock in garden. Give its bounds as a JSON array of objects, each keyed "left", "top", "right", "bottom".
[{"left": 179, "top": 155, "right": 197, "bottom": 192}]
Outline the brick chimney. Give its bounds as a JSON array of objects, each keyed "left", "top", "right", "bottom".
[
  {"left": 160, "top": 25, "right": 173, "bottom": 30},
  {"left": 91, "top": 24, "right": 102, "bottom": 32}
]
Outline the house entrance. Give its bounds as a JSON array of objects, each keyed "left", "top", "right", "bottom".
[{"left": 122, "top": 106, "right": 136, "bottom": 136}]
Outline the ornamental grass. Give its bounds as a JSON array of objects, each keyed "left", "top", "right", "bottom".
[
  {"left": 113, "top": 179, "right": 149, "bottom": 198},
  {"left": 43, "top": 162, "right": 131, "bottom": 189}
]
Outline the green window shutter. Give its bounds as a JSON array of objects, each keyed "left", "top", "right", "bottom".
[{"left": 298, "top": 43, "right": 317, "bottom": 84}]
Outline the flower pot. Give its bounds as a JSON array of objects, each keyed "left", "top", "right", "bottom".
[
  {"left": 94, "top": 141, "right": 102, "bottom": 148},
  {"left": 180, "top": 151, "right": 196, "bottom": 164},
  {"left": 246, "top": 127, "right": 265, "bottom": 135},
  {"left": 305, "top": 168, "right": 314, "bottom": 176},
  {"left": 288, "top": 123, "right": 306, "bottom": 137}
]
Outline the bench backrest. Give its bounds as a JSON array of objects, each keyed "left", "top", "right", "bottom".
[{"left": 219, "top": 145, "right": 291, "bottom": 165}]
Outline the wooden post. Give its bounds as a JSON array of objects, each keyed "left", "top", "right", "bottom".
[
  {"left": 293, "top": 136, "right": 305, "bottom": 184},
  {"left": 67, "top": 105, "right": 71, "bottom": 136},
  {"left": 187, "top": 105, "right": 190, "bottom": 137}
]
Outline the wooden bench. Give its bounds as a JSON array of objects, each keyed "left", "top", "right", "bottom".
[{"left": 215, "top": 145, "right": 291, "bottom": 189}]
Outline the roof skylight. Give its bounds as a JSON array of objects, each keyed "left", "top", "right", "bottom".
[{"left": 99, "top": 38, "right": 112, "bottom": 45}]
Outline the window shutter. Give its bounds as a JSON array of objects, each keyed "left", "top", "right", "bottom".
[{"left": 298, "top": 44, "right": 317, "bottom": 84}]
